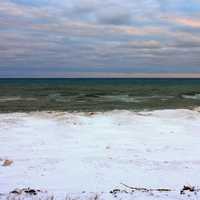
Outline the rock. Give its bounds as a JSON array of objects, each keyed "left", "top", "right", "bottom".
[
  {"left": 110, "top": 189, "right": 121, "bottom": 194},
  {"left": 24, "top": 188, "right": 37, "bottom": 195},
  {"left": 2, "top": 159, "right": 13, "bottom": 167},
  {"left": 9, "top": 188, "right": 42, "bottom": 196},
  {"left": 10, "top": 189, "right": 21, "bottom": 195},
  {"left": 180, "top": 185, "right": 195, "bottom": 195}
]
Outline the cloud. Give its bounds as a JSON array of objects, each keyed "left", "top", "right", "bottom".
[
  {"left": 10, "top": 0, "right": 49, "bottom": 7},
  {"left": 1, "top": 0, "right": 200, "bottom": 76},
  {"left": 119, "top": 40, "right": 162, "bottom": 49},
  {"left": 96, "top": 9, "right": 132, "bottom": 25},
  {"left": 173, "top": 17, "right": 200, "bottom": 28}
]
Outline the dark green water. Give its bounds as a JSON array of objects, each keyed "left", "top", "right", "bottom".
[{"left": 1, "top": 78, "right": 200, "bottom": 112}]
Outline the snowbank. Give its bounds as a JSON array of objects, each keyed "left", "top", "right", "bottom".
[{"left": 0, "top": 109, "right": 200, "bottom": 199}]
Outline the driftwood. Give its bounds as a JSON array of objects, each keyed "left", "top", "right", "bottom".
[
  {"left": 110, "top": 183, "right": 200, "bottom": 196},
  {"left": 120, "top": 183, "right": 172, "bottom": 192}
]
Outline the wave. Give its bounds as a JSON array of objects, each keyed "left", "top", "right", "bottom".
[
  {"left": 0, "top": 97, "right": 37, "bottom": 102},
  {"left": 101, "top": 95, "right": 142, "bottom": 103},
  {"left": 181, "top": 93, "right": 200, "bottom": 100},
  {"left": 101, "top": 95, "right": 174, "bottom": 103},
  {"left": 48, "top": 93, "right": 68, "bottom": 102},
  {"left": 46, "top": 94, "right": 175, "bottom": 104}
]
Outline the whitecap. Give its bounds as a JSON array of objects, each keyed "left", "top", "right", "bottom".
[
  {"left": 181, "top": 93, "right": 200, "bottom": 100},
  {"left": 102, "top": 95, "right": 174, "bottom": 103},
  {"left": 0, "top": 97, "right": 37, "bottom": 102},
  {"left": 48, "top": 93, "right": 67, "bottom": 102},
  {"left": 102, "top": 95, "right": 142, "bottom": 103}
]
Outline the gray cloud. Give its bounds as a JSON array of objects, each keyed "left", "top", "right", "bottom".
[
  {"left": 0, "top": 0, "right": 200, "bottom": 76},
  {"left": 96, "top": 8, "right": 132, "bottom": 25}
]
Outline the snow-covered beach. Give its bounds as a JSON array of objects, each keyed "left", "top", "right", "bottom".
[{"left": 1, "top": 109, "right": 200, "bottom": 199}]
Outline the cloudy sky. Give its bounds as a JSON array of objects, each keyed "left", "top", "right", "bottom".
[{"left": 0, "top": 0, "right": 200, "bottom": 77}]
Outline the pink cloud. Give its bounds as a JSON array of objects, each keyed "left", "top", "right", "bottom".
[{"left": 173, "top": 16, "right": 200, "bottom": 28}]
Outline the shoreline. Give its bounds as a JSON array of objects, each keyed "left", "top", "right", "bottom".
[{"left": 0, "top": 106, "right": 200, "bottom": 114}]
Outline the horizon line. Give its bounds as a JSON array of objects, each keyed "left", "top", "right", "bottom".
[{"left": 1, "top": 72, "right": 200, "bottom": 78}]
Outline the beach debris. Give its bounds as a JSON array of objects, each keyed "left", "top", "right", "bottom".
[
  {"left": 110, "top": 189, "right": 121, "bottom": 194},
  {"left": 2, "top": 159, "right": 13, "bottom": 167},
  {"left": 5, "top": 186, "right": 200, "bottom": 200},
  {"left": 180, "top": 185, "right": 196, "bottom": 194},
  {"left": 10, "top": 189, "right": 22, "bottom": 195},
  {"left": 110, "top": 183, "right": 200, "bottom": 198},
  {"left": 110, "top": 183, "right": 173, "bottom": 197},
  {"left": 24, "top": 188, "right": 38, "bottom": 195},
  {"left": 7, "top": 188, "right": 53, "bottom": 200},
  {"left": 120, "top": 183, "right": 171, "bottom": 192},
  {"left": 10, "top": 188, "right": 42, "bottom": 196},
  {"left": 110, "top": 189, "right": 128, "bottom": 195},
  {"left": 110, "top": 188, "right": 132, "bottom": 198}
]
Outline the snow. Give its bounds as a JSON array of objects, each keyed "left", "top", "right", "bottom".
[{"left": 1, "top": 109, "right": 200, "bottom": 199}]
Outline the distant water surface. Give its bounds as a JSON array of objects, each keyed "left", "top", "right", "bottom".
[{"left": 0, "top": 78, "right": 200, "bottom": 112}]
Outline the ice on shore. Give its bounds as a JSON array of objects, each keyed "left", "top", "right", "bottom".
[{"left": 0, "top": 109, "right": 200, "bottom": 199}]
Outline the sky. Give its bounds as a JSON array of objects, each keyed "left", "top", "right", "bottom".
[{"left": 0, "top": 0, "right": 200, "bottom": 77}]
